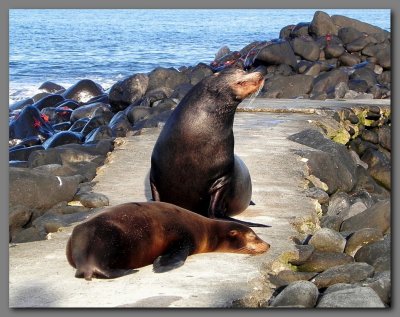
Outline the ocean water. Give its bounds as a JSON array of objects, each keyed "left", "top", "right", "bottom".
[{"left": 9, "top": 9, "right": 391, "bottom": 105}]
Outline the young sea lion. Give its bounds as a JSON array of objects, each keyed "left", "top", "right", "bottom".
[
  {"left": 150, "top": 67, "right": 267, "bottom": 227},
  {"left": 66, "top": 201, "right": 270, "bottom": 280}
]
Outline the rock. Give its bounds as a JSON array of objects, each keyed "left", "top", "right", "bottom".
[
  {"left": 311, "top": 69, "right": 349, "bottom": 96},
  {"left": 350, "top": 66, "right": 378, "bottom": 88},
  {"left": 309, "top": 11, "right": 338, "bottom": 37},
  {"left": 320, "top": 215, "right": 343, "bottom": 232},
  {"left": 361, "top": 149, "right": 391, "bottom": 190},
  {"left": 377, "top": 71, "right": 390, "bottom": 85},
  {"left": 354, "top": 235, "right": 390, "bottom": 268},
  {"left": 346, "top": 36, "right": 374, "bottom": 52},
  {"left": 297, "top": 251, "right": 354, "bottom": 273},
  {"left": 339, "top": 52, "right": 361, "bottom": 66},
  {"left": 11, "top": 227, "right": 43, "bottom": 243},
  {"left": 170, "top": 83, "right": 193, "bottom": 100},
  {"left": 69, "top": 102, "right": 111, "bottom": 123},
  {"left": 290, "top": 129, "right": 357, "bottom": 194},
  {"left": 261, "top": 74, "right": 313, "bottom": 98},
  {"left": 338, "top": 27, "right": 364, "bottom": 44},
  {"left": 304, "top": 63, "right": 321, "bottom": 77},
  {"left": 324, "top": 44, "right": 345, "bottom": 59},
  {"left": 270, "top": 281, "right": 319, "bottom": 308},
  {"left": 9, "top": 105, "right": 55, "bottom": 141},
  {"left": 344, "top": 228, "right": 384, "bottom": 256},
  {"left": 331, "top": 15, "right": 388, "bottom": 38},
  {"left": 341, "top": 199, "right": 390, "bottom": 234},
  {"left": 32, "top": 94, "right": 65, "bottom": 111},
  {"left": 311, "top": 262, "right": 374, "bottom": 289},
  {"left": 343, "top": 201, "right": 368, "bottom": 220},
  {"left": 42, "top": 131, "right": 83, "bottom": 149},
  {"left": 279, "top": 25, "right": 295, "bottom": 39},
  {"left": 308, "top": 228, "right": 347, "bottom": 253},
  {"left": 291, "top": 36, "right": 320, "bottom": 61},
  {"left": 62, "top": 79, "right": 104, "bottom": 103},
  {"left": 85, "top": 125, "right": 114, "bottom": 144},
  {"left": 9, "top": 98, "right": 34, "bottom": 112},
  {"left": 146, "top": 67, "right": 188, "bottom": 93},
  {"left": 108, "top": 73, "right": 149, "bottom": 111},
  {"left": 378, "top": 126, "right": 391, "bottom": 151},
  {"left": 361, "top": 271, "right": 391, "bottom": 305},
  {"left": 188, "top": 63, "right": 213, "bottom": 85},
  {"left": 9, "top": 145, "right": 45, "bottom": 162},
  {"left": 305, "top": 187, "right": 329, "bottom": 204},
  {"left": 9, "top": 205, "right": 33, "bottom": 241},
  {"left": 108, "top": 111, "right": 132, "bottom": 137},
  {"left": 39, "top": 81, "right": 65, "bottom": 94},
  {"left": 78, "top": 192, "right": 109, "bottom": 208},
  {"left": 348, "top": 79, "right": 369, "bottom": 92},
  {"left": 317, "top": 286, "right": 385, "bottom": 307},
  {"left": 333, "top": 81, "right": 348, "bottom": 99},
  {"left": 132, "top": 110, "right": 173, "bottom": 131},
  {"left": 9, "top": 168, "right": 83, "bottom": 211},
  {"left": 288, "top": 244, "right": 315, "bottom": 266},
  {"left": 290, "top": 22, "right": 311, "bottom": 37},
  {"left": 363, "top": 43, "right": 391, "bottom": 69},
  {"left": 254, "top": 40, "right": 298, "bottom": 69},
  {"left": 269, "top": 270, "right": 318, "bottom": 288}
]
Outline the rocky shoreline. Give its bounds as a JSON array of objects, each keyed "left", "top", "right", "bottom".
[{"left": 9, "top": 11, "right": 391, "bottom": 308}]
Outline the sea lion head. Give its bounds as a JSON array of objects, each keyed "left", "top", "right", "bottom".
[
  {"left": 217, "top": 223, "right": 270, "bottom": 255},
  {"left": 208, "top": 68, "right": 265, "bottom": 102}
]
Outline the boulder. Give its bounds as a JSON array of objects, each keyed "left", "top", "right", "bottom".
[{"left": 108, "top": 73, "right": 149, "bottom": 111}]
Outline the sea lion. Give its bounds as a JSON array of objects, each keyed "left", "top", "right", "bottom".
[
  {"left": 150, "top": 67, "right": 267, "bottom": 227},
  {"left": 66, "top": 201, "right": 270, "bottom": 280}
]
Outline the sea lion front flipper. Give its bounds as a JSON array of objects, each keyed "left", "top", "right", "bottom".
[{"left": 152, "top": 245, "right": 191, "bottom": 273}]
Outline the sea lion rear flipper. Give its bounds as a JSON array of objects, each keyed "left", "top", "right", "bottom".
[
  {"left": 221, "top": 216, "right": 271, "bottom": 228},
  {"left": 152, "top": 245, "right": 191, "bottom": 273}
]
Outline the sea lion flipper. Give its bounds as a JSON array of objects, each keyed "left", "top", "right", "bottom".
[
  {"left": 152, "top": 245, "right": 191, "bottom": 273},
  {"left": 221, "top": 216, "right": 271, "bottom": 228}
]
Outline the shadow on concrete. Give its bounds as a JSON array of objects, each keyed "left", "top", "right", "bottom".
[
  {"left": 144, "top": 169, "right": 153, "bottom": 201},
  {"left": 10, "top": 282, "right": 61, "bottom": 308}
]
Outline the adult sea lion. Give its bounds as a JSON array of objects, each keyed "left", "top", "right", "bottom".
[
  {"left": 150, "top": 67, "right": 267, "bottom": 227},
  {"left": 66, "top": 202, "right": 270, "bottom": 280}
]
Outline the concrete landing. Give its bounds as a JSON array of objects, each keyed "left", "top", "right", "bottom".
[{"left": 9, "top": 98, "right": 390, "bottom": 308}]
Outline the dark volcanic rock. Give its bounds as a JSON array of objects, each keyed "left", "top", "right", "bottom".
[
  {"left": 332, "top": 14, "right": 388, "bottom": 39},
  {"left": 269, "top": 270, "right": 318, "bottom": 288},
  {"left": 340, "top": 199, "right": 390, "bottom": 234},
  {"left": 317, "top": 286, "right": 385, "bottom": 307},
  {"left": 291, "top": 36, "right": 320, "bottom": 61},
  {"left": 311, "top": 69, "right": 349, "bottom": 96},
  {"left": 320, "top": 215, "right": 343, "bottom": 232},
  {"left": 309, "top": 11, "right": 338, "bottom": 36},
  {"left": 108, "top": 111, "right": 132, "bottom": 137},
  {"left": 254, "top": 40, "right": 298, "bottom": 69},
  {"left": 308, "top": 228, "right": 346, "bottom": 253},
  {"left": 146, "top": 67, "right": 189, "bottom": 93},
  {"left": 354, "top": 235, "right": 390, "bottom": 269},
  {"left": 33, "top": 94, "right": 65, "bottom": 111},
  {"left": 361, "top": 271, "right": 391, "bottom": 305},
  {"left": 297, "top": 251, "right": 354, "bottom": 273},
  {"left": 9, "top": 145, "right": 45, "bottom": 161},
  {"left": 84, "top": 126, "right": 114, "bottom": 144},
  {"left": 270, "top": 281, "right": 319, "bottom": 308},
  {"left": 350, "top": 67, "right": 378, "bottom": 88},
  {"left": 344, "top": 228, "right": 384, "bottom": 256},
  {"left": 108, "top": 73, "right": 149, "bottom": 111},
  {"left": 78, "top": 192, "right": 109, "bottom": 208},
  {"left": 38, "top": 81, "right": 65, "bottom": 94},
  {"left": 327, "top": 191, "right": 351, "bottom": 217},
  {"left": 339, "top": 52, "right": 361, "bottom": 66},
  {"left": 288, "top": 244, "right": 315, "bottom": 266},
  {"left": 62, "top": 79, "right": 104, "bottom": 103},
  {"left": 361, "top": 149, "right": 391, "bottom": 190},
  {"left": 348, "top": 79, "right": 369, "bottom": 92},
  {"left": 312, "top": 262, "right": 375, "bottom": 289},
  {"left": 261, "top": 74, "right": 313, "bottom": 98},
  {"left": 9, "top": 167, "right": 83, "bottom": 210},
  {"left": 70, "top": 102, "right": 111, "bottom": 122},
  {"left": 188, "top": 63, "right": 213, "bottom": 85},
  {"left": 378, "top": 125, "right": 391, "bottom": 151},
  {"left": 42, "top": 131, "right": 83, "bottom": 149},
  {"left": 289, "top": 129, "right": 357, "bottom": 194},
  {"left": 338, "top": 27, "right": 364, "bottom": 44}
]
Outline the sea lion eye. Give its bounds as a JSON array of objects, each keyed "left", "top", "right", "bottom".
[{"left": 229, "top": 230, "right": 238, "bottom": 237}]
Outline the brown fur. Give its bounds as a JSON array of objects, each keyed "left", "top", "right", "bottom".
[
  {"left": 66, "top": 201, "right": 270, "bottom": 280},
  {"left": 150, "top": 68, "right": 266, "bottom": 226}
]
